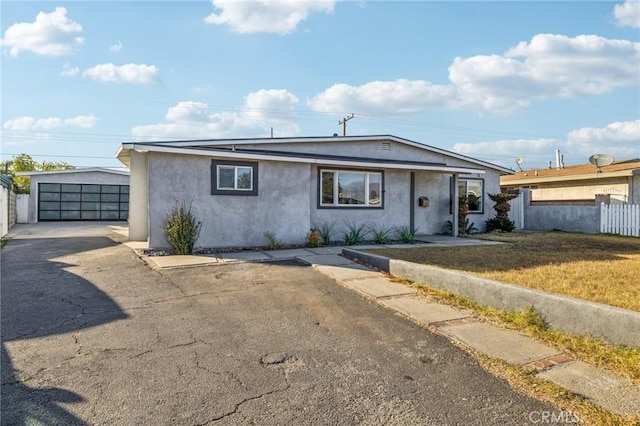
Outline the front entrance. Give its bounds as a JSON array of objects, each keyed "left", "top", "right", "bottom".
[{"left": 38, "top": 183, "right": 129, "bottom": 221}]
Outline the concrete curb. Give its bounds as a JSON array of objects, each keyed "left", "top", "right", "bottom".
[{"left": 342, "top": 248, "right": 640, "bottom": 348}]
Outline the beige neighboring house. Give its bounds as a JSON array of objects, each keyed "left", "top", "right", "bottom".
[{"left": 500, "top": 158, "right": 640, "bottom": 205}]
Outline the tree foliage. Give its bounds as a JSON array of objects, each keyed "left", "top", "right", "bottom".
[
  {"left": 0, "top": 153, "right": 74, "bottom": 193},
  {"left": 485, "top": 192, "right": 519, "bottom": 232}
]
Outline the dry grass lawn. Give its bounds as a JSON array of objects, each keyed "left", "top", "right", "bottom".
[{"left": 368, "top": 231, "right": 640, "bottom": 312}]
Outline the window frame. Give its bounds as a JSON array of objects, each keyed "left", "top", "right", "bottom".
[
  {"left": 451, "top": 177, "right": 485, "bottom": 214},
  {"left": 211, "top": 160, "right": 258, "bottom": 196},
  {"left": 318, "top": 167, "right": 384, "bottom": 209}
]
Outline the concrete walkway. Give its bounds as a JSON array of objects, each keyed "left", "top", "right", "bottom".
[{"left": 128, "top": 238, "right": 640, "bottom": 419}]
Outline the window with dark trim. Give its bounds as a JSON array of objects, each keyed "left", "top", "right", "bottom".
[
  {"left": 319, "top": 168, "right": 383, "bottom": 208},
  {"left": 211, "top": 160, "right": 258, "bottom": 196},
  {"left": 451, "top": 177, "right": 484, "bottom": 213}
]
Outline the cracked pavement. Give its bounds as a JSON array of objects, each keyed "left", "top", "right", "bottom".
[{"left": 1, "top": 223, "right": 556, "bottom": 425}]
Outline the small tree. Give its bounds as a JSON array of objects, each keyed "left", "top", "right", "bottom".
[
  {"left": 486, "top": 192, "right": 518, "bottom": 232},
  {"left": 162, "top": 202, "right": 202, "bottom": 254},
  {"left": 1, "top": 153, "right": 74, "bottom": 194}
]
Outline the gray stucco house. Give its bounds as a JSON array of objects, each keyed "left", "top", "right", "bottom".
[{"left": 116, "top": 135, "right": 513, "bottom": 249}]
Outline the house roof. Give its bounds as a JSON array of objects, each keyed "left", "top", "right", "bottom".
[
  {"left": 501, "top": 158, "right": 640, "bottom": 186},
  {"left": 16, "top": 167, "right": 130, "bottom": 177},
  {"left": 117, "top": 135, "right": 513, "bottom": 175}
]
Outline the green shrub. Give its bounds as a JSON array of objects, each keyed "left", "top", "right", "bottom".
[
  {"left": 485, "top": 217, "right": 516, "bottom": 232},
  {"left": 445, "top": 219, "right": 478, "bottom": 235},
  {"left": 314, "top": 221, "right": 337, "bottom": 245},
  {"left": 343, "top": 222, "right": 368, "bottom": 246},
  {"left": 396, "top": 224, "right": 420, "bottom": 243},
  {"left": 162, "top": 202, "right": 202, "bottom": 255},
  {"left": 264, "top": 231, "right": 284, "bottom": 250},
  {"left": 368, "top": 223, "right": 394, "bottom": 244}
]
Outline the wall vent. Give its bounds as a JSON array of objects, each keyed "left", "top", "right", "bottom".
[{"left": 381, "top": 142, "right": 391, "bottom": 151}]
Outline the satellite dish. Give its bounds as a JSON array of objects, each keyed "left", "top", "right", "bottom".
[
  {"left": 589, "top": 154, "right": 615, "bottom": 173},
  {"left": 515, "top": 157, "right": 524, "bottom": 171}
]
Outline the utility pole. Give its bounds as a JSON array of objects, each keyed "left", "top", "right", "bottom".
[{"left": 338, "top": 113, "right": 354, "bottom": 136}]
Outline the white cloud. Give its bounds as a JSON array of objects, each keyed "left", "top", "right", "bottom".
[
  {"left": 614, "top": 0, "right": 640, "bottom": 28},
  {"left": 204, "top": 0, "right": 336, "bottom": 34},
  {"left": 83, "top": 63, "right": 160, "bottom": 85},
  {"left": 308, "top": 34, "right": 640, "bottom": 116},
  {"left": 450, "top": 34, "right": 640, "bottom": 114},
  {"left": 109, "top": 41, "right": 123, "bottom": 53},
  {"left": 2, "top": 114, "right": 98, "bottom": 131},
  {"left": 568, "top": 120, "right": 640, "bottom": 143},
  {"left": 566, "top": 120, "right": 640, "bottom": 161},
  {"left": 2, "top": 116, "right": 36, "bottom": 131},
  {"left": 0, "top": 7, "right": 83, "bottom": 57},
  {"left": 64, "top": 115, "right": 99, "bottom": 128},
  {"left": 308, "top": 79, "right": 454, "bottom": 115},
  {"left": 452, "top": 119, "right": 640, "bottom": 169},
  {"left": 61, "top": 62, "right": 80, "bottom": 77},
  {"left": 244, "top": 89, "right": 299, "bottom": 120},
  {"left": 132, "top": 89, "right": 300, "bottom": 140}
]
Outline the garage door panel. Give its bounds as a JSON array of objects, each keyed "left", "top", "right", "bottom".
[
  {"left": 62, "top": 193, "right": 81, "bottom": 201},
  {"left": 82, "top": 184, "right": 101, "bottom": 193},
  {"left": 40, "top": 192, "right": 61, "bottom": 201},
  {"left": 61, "top": 202, "right": 80, "bottom": 210},
  {"left": 101, "top": 211, "right": 120, "bottom": 220},
  {"left": 81, "top": 193, "right": 100, "bottom": 201},
  {"left": 61, "top": 211, "right": 81, "bottom": 220},
  {"left": 40, "top": 211, "right": 61, "bottom": 220},
  {"left": 38, "top": 183, "right": 129, "bottom": 222},
  {"left": 61, "top": 184, "right": 81, "bottom": 192}
]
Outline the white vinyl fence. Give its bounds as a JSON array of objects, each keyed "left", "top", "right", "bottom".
[
  {"left": 507, "top": 193, "right": 525, "bottom": 229},
  {"left": 600, "top": 203, "right": 640, "bottom": 237}
]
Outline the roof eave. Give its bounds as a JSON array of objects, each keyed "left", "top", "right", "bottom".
[
  {"left": 123, "top": 135, "right": 512, "bottom": 174},
  {"left": 124, "top": 144, "right": 486, "bottom": 174}
]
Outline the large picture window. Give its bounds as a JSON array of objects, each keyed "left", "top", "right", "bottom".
[
  {"left": 457, "top": 178, "right": 484, "bottom": 213},
  {"left": 320, "top": 169, "right": 383, "bottom": 208},
  {"left": 211, "top": 160, "right": 258, "bottom": 195}
]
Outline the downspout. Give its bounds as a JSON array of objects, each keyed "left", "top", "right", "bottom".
[
  {"left": 410, "top": 172, "right": 415, "bottom": 233},
  {"left": 452, "top": 173, "right": 459, "bottom": 237}
]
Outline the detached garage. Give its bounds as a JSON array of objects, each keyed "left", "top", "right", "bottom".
[{"left": 17, "top": 168, "right": 130, "bottom": 223}]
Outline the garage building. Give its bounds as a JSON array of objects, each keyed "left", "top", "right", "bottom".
[{"left": 17, "top": 168, "right": 130, "bottom": 223}]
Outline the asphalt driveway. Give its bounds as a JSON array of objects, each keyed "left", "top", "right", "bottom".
[{"left": 1, "top": 223, "right": 555, "bottom": 425}]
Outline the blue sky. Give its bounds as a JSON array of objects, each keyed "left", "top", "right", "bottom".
[{"left": 1, "top": 0, "right": 639, "bottom": 171}]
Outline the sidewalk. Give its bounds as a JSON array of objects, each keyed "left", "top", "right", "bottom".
[{"left": 132, "top": 241, "right": 640, "bottom": 419}]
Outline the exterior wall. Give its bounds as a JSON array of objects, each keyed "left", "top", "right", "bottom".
[
  {"left": 530, "top": 177, "right": 629, "bottom": 203},
  {"left": 307, "top": 167, "right": 503, "bottom": 238},
  {"left": 414, "top": 172, "right": 451, "bottom": 235},
  {"left": 128, "top": 151, "right": 149, "bottom": 241},
  {"left": 522, "top": 189, "right": 600, "bottom": 233},
  {"left": 147, "top": 152, "right": 310, "bottom": 249},
  {"left": 310, "top": 168, "right": 411, "bottom": 239},
  {"left": 26, "top": 171, "right": 130, "bottom": 223},
  {"left": 632, "top": 174, "right": 639, "bottom": 204},
  {"left": 140, "top": 139, "right": 507, "bottom": 247}
]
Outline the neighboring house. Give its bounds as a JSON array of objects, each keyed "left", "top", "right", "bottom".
[
  {"left": 501, "top": 158, "right": 640, "bottom": 205},
  {"left": 16, "top": 168, "right": 130, "bottom": 223},
  {"left": 116, "top": 135, "right": 513, "bottom": 249}
]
